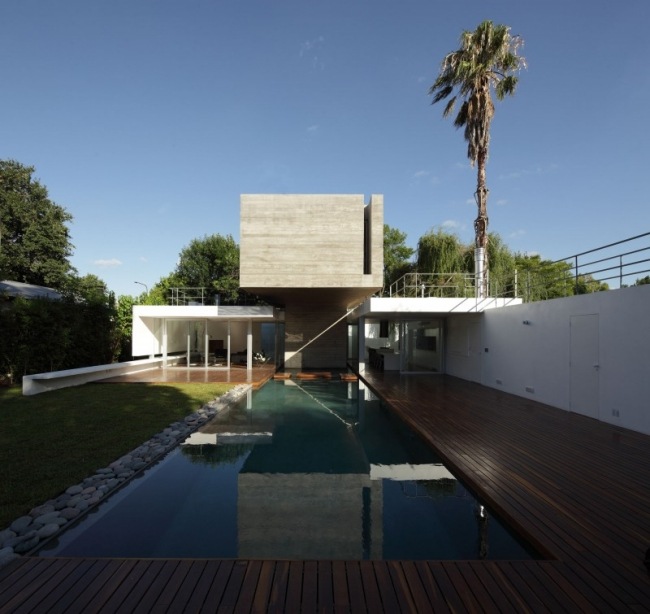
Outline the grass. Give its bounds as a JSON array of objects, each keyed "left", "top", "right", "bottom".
[{"left": 0, "top": 381, "right": 235, "bottom": 529}]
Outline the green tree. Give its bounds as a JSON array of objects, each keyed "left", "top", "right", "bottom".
[
  {"left": 515, "top": 255, "right": 574, "bottom": 301},
  {"left": 113, "top": 295, "right": 135, "bottom": 361},
  {"left": 486, "top": 233, "right": 516, "bottom": 296},
  {"left": 383, "top": 224, "right": 414, "bottom": 291},
  {"left": 148, "top": 272, "right": 185, "bottom": 305},
  {"left": 417, "top": 229, "right": 468, "bottom": 273},
  {"left": 415, "top": 229, "right": 471, "bottom": 297},
  {"left": 175, "top": 234, "right": 243, "bottom": 304},
  {"left": 635, "top": 275, "right": 650, "bottom": 286},
  {"left": 0, "top": 160, "right": 75, "bottom": 288},
  {"left": 429, "top": 21, "right": 525, "bottom": 297}
]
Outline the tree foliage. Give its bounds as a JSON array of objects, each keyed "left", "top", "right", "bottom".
[
  {"left": 383, "top": 224, "right": 414, "bottom": 291},
  {"left": 416, "top": 229, "right": 469, "bottom": 273},
  {"left": 174, "top": 234, "right": 244, "bottom": 305},
  {"left": 429, "top": 21, "right": 525, "bottom": 294},
  {"left": 113, "top": 295, "right": 135, "bottom": 362},
  {"left": 0, "top": 294, "right": 116, "bottom": 382},
  {"left": 0, "top": 160, "right": 75, "bottom": 288},
  {"left": 0, "top": 160, "right": 119, "bottom": 377}
]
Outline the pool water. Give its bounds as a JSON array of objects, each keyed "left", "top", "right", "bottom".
[{"left": 38, "top": 379, "right": 537, "bottom": 560}]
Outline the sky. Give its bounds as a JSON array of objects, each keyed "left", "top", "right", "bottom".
[{"left": 1, "top": 0, "right": 649, "bottom": 297}]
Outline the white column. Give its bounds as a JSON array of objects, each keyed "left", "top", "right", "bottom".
[
  {"left": 247, "top": 320, "right": 253, "bottom": 370},
  {"left": 162, "top": 319, "right": 168, "bottom": 367},
  {"left": 227, "top": 321, "right": 231, "bottom": 368},
  {"left": 186, "top": 322, "right": 191, "bottom": 367},
  {"left": 204, "top": 319, "right": 209, "bottom": 368}
]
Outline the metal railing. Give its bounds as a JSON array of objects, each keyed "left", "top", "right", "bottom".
[
  {"left": 388, "top": 273, "right": 477, "bottom": 298},
  {"left": 386, "top": 232, "right": 650, "bottom": 303},
  {"left": 169, "top": 288, "right": 220, "bottom": 306},
  {"left": 168, "top": 288, "right": 263, "bottom": 306},
  {"left": 563, "top": 231, "right": 650, "bottom": 290}
]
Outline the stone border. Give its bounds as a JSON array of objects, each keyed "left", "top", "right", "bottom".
[{"left": 0, "top": 384, "right": 251, "bottom": 568}]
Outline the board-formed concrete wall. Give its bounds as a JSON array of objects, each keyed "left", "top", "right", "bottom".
[
  {"left": 446, "top": 285, "right": 650, "bottom": 435},
  {"left": 240, "top": 194, "right": 383, "bottom": 369},
  {"left": 240, "top": 194, "right": 383, "bottom": 290}
]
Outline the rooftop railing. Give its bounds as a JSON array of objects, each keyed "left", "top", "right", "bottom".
[
  {"left": 169, "top": 288, "right": 220, "bottom": 306},
  {"left": 387, "top": 232, "right": 650, "bottom": 303},
  {"left": 168, "top": 288, "right": 262, "bottom": 306}
]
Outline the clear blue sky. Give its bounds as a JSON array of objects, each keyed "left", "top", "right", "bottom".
[{"left": 2, "top": 0, "right": 649, "bottom": 297}]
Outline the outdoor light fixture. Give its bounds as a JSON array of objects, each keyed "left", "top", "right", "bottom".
[
  {"left": 522, "top": 320, "right": 531, "bottom": 325},
  {"left": 134, "top": 281, "right": 148, "bottom": 293}
]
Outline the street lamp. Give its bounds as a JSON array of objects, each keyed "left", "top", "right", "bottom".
[{"left": 134, "top": 281, "right": 148, "bottom": 294}]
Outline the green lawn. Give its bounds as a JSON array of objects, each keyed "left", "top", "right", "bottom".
[{"left": 0, "top": 382, "right": 235, "bottom": 529}]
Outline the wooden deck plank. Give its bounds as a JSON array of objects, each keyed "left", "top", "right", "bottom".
[
  {"left": 465, "top": 561, "right": 526, "bottom": 614},
  {"left": 96, "top": 558, "right": 153, "bottom": 613},
  {"left": 301, "top": 560, "right": 318, "bottom": 612},
  {"left": 344, "top": 561, "right": 367, "bottom": 613},
  {"left": 317, "top": 561, "right": 335, "bottom": 612},
  {"left": 216, "top": 559, "right": 248, "bottom": 612},
  {"left": 201, "top": 559, "right": 235, "bottom": 610},
  {"left": 453, "top": 562, "right": 501, "bottom": 613},
  {"left": 232, "top": 558, "right": 261, "bottom": 614},
  {"left": 150, "top": 559, "right": 193, "bottom": 611},
  {"left": 47, "top": 559, "right": 112, "bottom": 614},
  {"left": 371, "top": 562, "right": 401, "bottom": 613},
  {"left": 266, "top": 560, "right": 290, "bottom": 613},
  {"left": 131, "top": 559, "right": 181, "bottom": 611},
  {"left": 251, "top": 560, "right": 277, "bottom": 613},
  {"left": 284, "top": 560, "right": 304, "bottom": 612},
  {"left": 182, "top": 560, "right": 223, "bottom": 613},
  {"left": 85, "top": 559, "right": 139, "bottom": 614},
  {"left": 358, "top": 561, "right": 383, "bottom": 613},
  {"left": 0, "top": 558, "right": 60, "bottom": 611},
  {"left": 331, "top": 560, "right": 351, "bottom": 612},
  {"left": 384, "top": 561, "right": 417, "bottom": 613}
]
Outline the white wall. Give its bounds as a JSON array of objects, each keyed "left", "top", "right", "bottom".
[
  {"left": 446, "top": 286, "right": 650, "bottom": 435},
  {"left": 445, "top": 315, "right": 482, "bottom": 382}
]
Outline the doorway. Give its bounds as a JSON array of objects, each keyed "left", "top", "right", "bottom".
[
  {"left": 569, "top": 314, "right": 599, "bottom": 419},
  {"left": 402, "top": 320, "right": 443, "bottom": 373}
]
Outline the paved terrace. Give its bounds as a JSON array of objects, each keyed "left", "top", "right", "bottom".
[{"left": 1, "top": 372, "right": 649, "bottom": 612}]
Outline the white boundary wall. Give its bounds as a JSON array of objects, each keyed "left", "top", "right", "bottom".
[
  {"left": 446, "top": 285, "right": 650, "bottom": 435},
  {"left": 22, "top": 357, "right": 182, "bottom": 396}
]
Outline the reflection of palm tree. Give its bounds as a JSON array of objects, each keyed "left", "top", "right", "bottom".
[
  {"left": 430, "top": 20, "right": 525, "bottom": 298},
  {"left": 476, "top": 504, "right": 489, "bottom": 559}
]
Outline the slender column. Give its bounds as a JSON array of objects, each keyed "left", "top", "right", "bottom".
[
  {"left": 227, "top": 321, "right": 231, "bottom": 368},
  {"left": 186, "top": 322, "right": 191, "bottom": 368},
  {"left": 247, "top": 320, "right": 253, "bottom": 370},
  {"left": 204, "top": 319, "right": 209, "bottom": 368},
  {"left": 162, "top": 319, "right": 168, "bottom": 367}
]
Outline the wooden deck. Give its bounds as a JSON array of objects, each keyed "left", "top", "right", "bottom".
[
  {"left": 1, "top": 372, "right": 649, "bottom": 612},
  {"left": 101, "top": 364, "right": 277, "bottom": 388}
]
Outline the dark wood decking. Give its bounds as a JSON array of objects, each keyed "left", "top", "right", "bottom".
[{"left": 1, "top": 372, "right": 649, "bottom": 612}]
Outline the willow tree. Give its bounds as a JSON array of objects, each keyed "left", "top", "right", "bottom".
[{"left": 429, "top": 21, "right": 525, "bottom": 297}]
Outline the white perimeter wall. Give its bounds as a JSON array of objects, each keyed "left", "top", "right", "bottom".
[{"left": 446, "top": 285, "right": 650, "bottom": 435}]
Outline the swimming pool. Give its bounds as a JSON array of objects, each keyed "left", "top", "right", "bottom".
[{"left": 38, "top": 378, "right": 536, "bottom": 560}]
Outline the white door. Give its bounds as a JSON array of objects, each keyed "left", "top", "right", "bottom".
[{"left": 569, "top": 314, "right": 599, "bottom": 419}]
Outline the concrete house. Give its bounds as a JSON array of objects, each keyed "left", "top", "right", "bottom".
[{"left": 240, "top": 193, "right": 383, "bottom": 370}]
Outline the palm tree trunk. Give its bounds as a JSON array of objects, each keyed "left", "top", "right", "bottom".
[{"left": 474, "top": 149, "right": 489, "bottom": 298}]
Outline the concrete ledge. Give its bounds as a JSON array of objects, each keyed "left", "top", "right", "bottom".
[{"left": 22, "top": 357, "right": 182, "bottom": 396}]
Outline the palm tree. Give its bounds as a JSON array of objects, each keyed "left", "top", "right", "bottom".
[{"left": 429, "top": 21, "right": 525, "bottom": 298}]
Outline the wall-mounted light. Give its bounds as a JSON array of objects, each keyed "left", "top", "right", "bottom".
[{"left": 522, "top": 320, "right": 531, "bottom": 325}]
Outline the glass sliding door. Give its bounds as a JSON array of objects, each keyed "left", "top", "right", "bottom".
[{"left": 401, "top": 320, "right": 443, "bottom": 373}]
